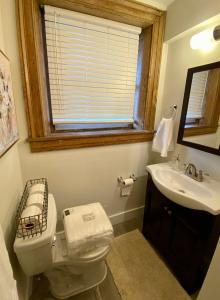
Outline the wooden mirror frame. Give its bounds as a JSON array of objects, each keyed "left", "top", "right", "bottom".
[
  {"left": 177, "top": 61, "right": 220, "bottom": 156},
  {"left": 17, "top": 0, "right": 165, "bottom": 152}
]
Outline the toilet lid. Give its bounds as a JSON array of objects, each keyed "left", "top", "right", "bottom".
[{"left": 71, "top": 245, "right": 110, "bottom": 262}]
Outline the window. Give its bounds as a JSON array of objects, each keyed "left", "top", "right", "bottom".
[
  {"left": 44, "top": 6, "right": 141, "bottom": 129},
  {"left": 186, "top": 71, "right": 208, "bottom": 123},
  {"left": 184, "top": 68, "right": 220, "bottom": 137},
  {"left": 17, "top": 0, "right": 165, "bottom": 152}
]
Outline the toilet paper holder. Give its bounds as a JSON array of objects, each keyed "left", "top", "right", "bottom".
[{"left": 117, "top": 174, "right": 137, "bottom": 185}]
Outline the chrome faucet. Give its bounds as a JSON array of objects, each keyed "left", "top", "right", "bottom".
[{"left": 184, "top": 163, "right": 203, "bottom": 182}]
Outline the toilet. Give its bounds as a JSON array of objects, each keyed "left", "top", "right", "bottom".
[{"left": 14, "top": 194, "right": 113, "bottom": 299}]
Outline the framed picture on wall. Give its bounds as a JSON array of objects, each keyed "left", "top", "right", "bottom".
[{"left": 0, "top": 50, "right": 18, "bottom": 157}]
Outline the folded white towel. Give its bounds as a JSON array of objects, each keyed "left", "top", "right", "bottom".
[
  {"left": 152, "top": 118, "right": 174, "bottom": 157},
  {"left": 63, "top": 203, "right": 114, "bottom": 256},
  {"left": 0, "top": 225, "right": 19, "bottom": 300}
]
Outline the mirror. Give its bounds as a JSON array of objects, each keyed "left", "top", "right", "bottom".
[{"left": 178, "top": 61, "right": 220, "bottom": 155}]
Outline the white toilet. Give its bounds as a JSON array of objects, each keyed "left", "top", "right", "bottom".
[{"left": 14, "top": 194, "right": 113, "bottom": 299}]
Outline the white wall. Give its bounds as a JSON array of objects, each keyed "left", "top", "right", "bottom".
[
  {"left": 157, "top": 17, "right": 220, "bottom": 179},
  {"left": 165, "top": 0, "right": 220, "bottom": 41},
  {"left": 19, "top": 143, "right": 151, "bottom": 223},
  {"left": 0, "top": 1, "right": 27, "bottom": 299}
]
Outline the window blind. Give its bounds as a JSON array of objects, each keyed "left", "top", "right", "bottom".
[
  {"left": 44, "top": 6, "right": 141, "bottom": 124},
  {"left": 187, "top": 71, "right": 209, "bottom": 119}
]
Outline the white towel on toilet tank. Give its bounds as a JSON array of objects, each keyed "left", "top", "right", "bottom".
[
  {"left": 152, "top": 117, "right": 174, "bottom": 157},
  {"left": 63, "top": 202, "right": 113, "bottom": 256},
  {"left": 0, "top": 225, "right": 19, "bottom": 300}
]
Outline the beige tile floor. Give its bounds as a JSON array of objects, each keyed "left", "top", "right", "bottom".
[{"left": 30, "top": 218, "right": 198, "bottom": 300}]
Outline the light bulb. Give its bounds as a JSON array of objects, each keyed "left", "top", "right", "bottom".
[{"left": 190, "top": 28, "right": 215, "bottom": 51}]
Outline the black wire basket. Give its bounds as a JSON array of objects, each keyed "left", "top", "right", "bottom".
[{"left": 15, "top": 178, "right": 48, "bottom": 239}]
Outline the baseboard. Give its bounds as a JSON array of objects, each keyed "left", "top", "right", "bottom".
[
  {"left": 109, "top": 206, "right": 145, "bottom": 225},
  {"left": 25, "top": 276, "right": 32, "bottom": 300}
]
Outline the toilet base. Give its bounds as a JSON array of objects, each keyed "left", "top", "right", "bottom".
[{"left": 45, "top": 260, "right": 107, "bottom": 299}]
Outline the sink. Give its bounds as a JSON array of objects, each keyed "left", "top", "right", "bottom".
[{"left": 146, "top": 163, "right": 220, "bottom": 215}]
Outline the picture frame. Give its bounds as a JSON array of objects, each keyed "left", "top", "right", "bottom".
[{"left": 0, "top": 50, "right": 19, "bottom": 157}]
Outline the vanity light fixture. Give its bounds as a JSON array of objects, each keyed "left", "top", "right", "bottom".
[{"left": 190, "top": 25, "right": 220, "bottom": 51}]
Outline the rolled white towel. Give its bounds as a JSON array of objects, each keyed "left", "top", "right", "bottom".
[
  {"left": 19, "top": 205, "right": 42, "bottom": 236},
  {"left": 26, "top": 193, "right": 44, "bottom": 210},
  {"left": 29, "top": 183, "right": 45, "bottom": 195}
]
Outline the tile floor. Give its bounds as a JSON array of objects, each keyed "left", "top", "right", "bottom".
[{"left": 30, "top": 218, "right": 198, "bottom": 300}]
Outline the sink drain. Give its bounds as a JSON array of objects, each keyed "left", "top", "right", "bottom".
[{"left": 178, "top": 189, "right": 185, "bottom": 194}]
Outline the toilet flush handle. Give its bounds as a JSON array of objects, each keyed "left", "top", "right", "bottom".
[{"left": 52, "top": 236, "right": 56, "bottom": 247}]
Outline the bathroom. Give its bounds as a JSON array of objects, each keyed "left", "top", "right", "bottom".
[{"left": 0, "top": 0, "right": 220, "bottom": 299}]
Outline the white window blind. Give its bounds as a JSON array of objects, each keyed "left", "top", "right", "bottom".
[
  {"left": 44, "top": 6, "right": 141, "bottom": 125},
  {"left": 186, "top": 71, "right": 209, "bottom": 119}
]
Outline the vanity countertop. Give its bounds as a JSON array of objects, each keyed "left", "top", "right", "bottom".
[{"left": 146, "top": 163, "right": 220, "bottom": 215}]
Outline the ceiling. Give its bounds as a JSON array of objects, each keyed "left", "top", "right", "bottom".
[{"left": 137, "top": 0, "right": 176, "bottom": 10}]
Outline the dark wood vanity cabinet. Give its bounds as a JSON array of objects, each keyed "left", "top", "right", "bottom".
[{"left": 143, "top": 174, "right": 220, "bottom": 294}]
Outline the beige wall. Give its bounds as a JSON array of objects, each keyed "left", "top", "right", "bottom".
[
  {"left": 156, "top": 16, "right": 220, "bottom": 179},
  {"left": 0, "top": 1, "right": 27, "bottom": 299},
  {"left": 165, "top": 0, "right": 220, "bottom": 41},
  {"left": 0, "top": 0, "right": 23, "bottom": 260}
]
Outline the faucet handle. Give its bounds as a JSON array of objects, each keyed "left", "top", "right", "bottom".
[
  {"left": 183, "top": 163, "right": 189, "bottom": 172},
  {"left": 198, "top": 170, "right": 203, "bottom": 182}
]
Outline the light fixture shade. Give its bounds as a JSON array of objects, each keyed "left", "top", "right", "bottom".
[
  {"left": 190, "top": 28, "right": 214, "bottom": 50},
  {"left": 213, "top": 25, "right": 220, "bottom": 41}
]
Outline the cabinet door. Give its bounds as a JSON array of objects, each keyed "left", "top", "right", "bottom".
[
  {"left": 169, "top": 215, "right": 204, "bottom": 293},
  {"left": 143, "top": 177, "right": 173, "bottom": 255}
]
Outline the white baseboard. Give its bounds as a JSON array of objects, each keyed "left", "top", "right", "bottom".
[
  {"left": 25, "top": 276, "right": 32, "bottom": 300},
  {"left": 109, "top": 205, "right": 145, "bottom": 225}
]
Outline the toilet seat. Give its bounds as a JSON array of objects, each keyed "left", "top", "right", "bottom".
[{"left": 72, "top": 245, "right": 110, "bottom": 263}]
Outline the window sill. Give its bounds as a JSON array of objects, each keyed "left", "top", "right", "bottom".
[
  {"left": 184, "top": 126, "right": 218, "bottom": 137},
  {"left": 28, "top": 129, "right": 154, "bottom": 152}
]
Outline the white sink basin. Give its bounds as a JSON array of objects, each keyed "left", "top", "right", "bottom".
[{"left": 146, "top": 163, "right": 220, "bottom": 215}]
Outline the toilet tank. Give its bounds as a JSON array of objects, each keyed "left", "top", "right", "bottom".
[{"left": 14, "top": 194, "right": 57, "bottom": 276}]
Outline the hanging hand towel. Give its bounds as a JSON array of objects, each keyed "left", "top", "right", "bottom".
[
  {"left": 0, "top": 225, "right": 19, "bottom": 300},
  {"left": 152, "top": 118, "right": 174, "bottom": 157}
]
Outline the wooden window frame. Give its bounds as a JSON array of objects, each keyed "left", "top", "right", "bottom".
[{"left": 16, "top": 0, "right": 166, "bottom": 152}]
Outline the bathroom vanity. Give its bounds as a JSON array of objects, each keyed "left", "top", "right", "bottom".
[{"left": 143, "top": 164, "right": 220, "bottom": 294}]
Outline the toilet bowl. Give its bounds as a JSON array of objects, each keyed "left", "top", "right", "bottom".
[{"left": 14, "top": 194, "right": 113, "bottom": 299}]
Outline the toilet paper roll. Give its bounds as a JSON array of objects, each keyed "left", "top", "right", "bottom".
[
  {"left": 121, "top": 178, "right": 134, "bottom": 197},
  {"left": 19, "top": 205, "right": 42, "bottom": 235},
  {"left": 29, "top": 183, "right": 45, "bottom": 195},
  {"left": 122, "top": 178, "right": 134, "bottom": 186},
  {"left": 26, "top": 193, "right": 44, "bottom": 210}
]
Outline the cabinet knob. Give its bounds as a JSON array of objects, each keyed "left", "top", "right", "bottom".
[
  {"left": 167, "top": 210, "right": 172, "bottom": 215},
  {"left": 164, "top": 206, "right": 168, "bottom": 211}
]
